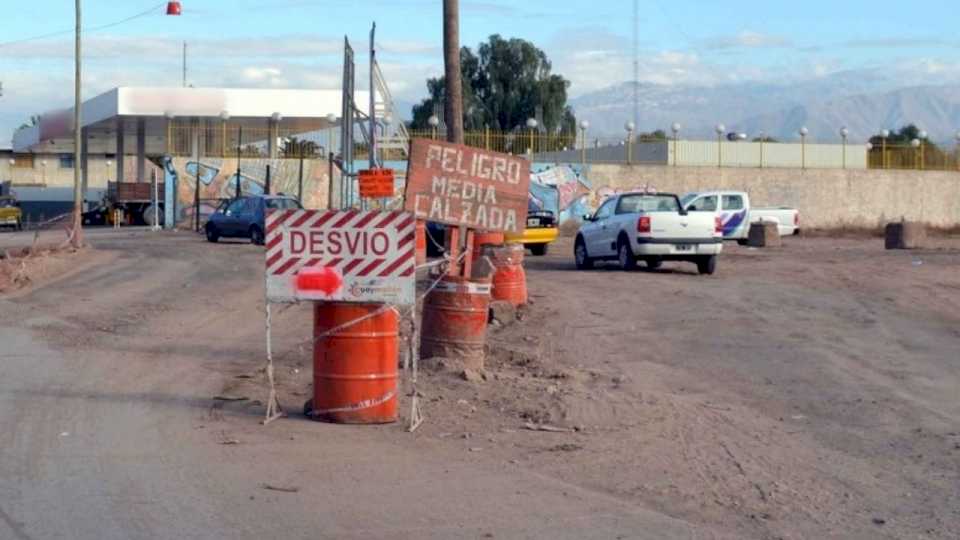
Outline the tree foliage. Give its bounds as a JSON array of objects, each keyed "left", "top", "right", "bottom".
[{"left": 411, "top": 35, "right": 577, "bottom": 134}]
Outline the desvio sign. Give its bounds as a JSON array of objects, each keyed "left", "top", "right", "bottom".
[
  {"left": 264, "top": 209, "right": 416, "bottom": 305},
  {"left": 404, "top": 139, "right": 531, "bottom": 234}
]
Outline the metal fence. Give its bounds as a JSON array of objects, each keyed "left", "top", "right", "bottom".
[
  {"left": 867, "top": 143, "right": 960, "bottom": 171},
  {"left": 167, "top": 125, "right": 960, "bottom": 172}
]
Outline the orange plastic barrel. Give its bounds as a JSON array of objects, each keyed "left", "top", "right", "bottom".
[
  {"left": 415, "top": 220, "right": 427, "bottom": 265},
  {"left": 471, "top": 231, "right": 505, "bottom": 261},
  {"left": 420, "top": 277, "right": 491, "bottom": 370},
  {"left": 308, "top": 302, "right": 398, "bottom": 424},
  {"left": 488, "top": 243, "right": 528, "bottom": 306}
]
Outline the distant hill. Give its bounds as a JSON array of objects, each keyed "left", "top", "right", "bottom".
[{"left": 568, "top": 71, "right": 960, "bottom": 144}]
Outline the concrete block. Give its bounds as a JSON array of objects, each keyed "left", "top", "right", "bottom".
[
  {"left": 748, "top": 221, "right": 781, "bottom": 248},
  {"left": 885, "top": 222, "right": 926, "bottom": 249}
]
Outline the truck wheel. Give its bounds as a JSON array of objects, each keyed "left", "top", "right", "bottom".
[
  {"left": 249, "top": 226, "right": 265, "bottom": 246},
  {"left": 618, "top": 238, "right": 637, "bottom": 271},
  {"left": 205, "top": 224, "right": 220, "bottom": 243},
  {"left": 530, "top": 243, "right": 548, "bottom": 256},
  {"left": 645, "top": 258, "right": 662, "bottom": 270},
  {"left": 697, "top": 255, "right": 717, "bottom": 275},
  {"left": 574, "top": 237, "right": 593, "bottom": 270},
  {"left": 16, "top": 219, "right": 23, "bottom": 232},
  {"left": 737, "top": 239, "right": 749, "bottom": 246}
]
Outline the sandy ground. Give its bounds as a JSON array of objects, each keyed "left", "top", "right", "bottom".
[{"left": 1, "top": 229, "right": 958, "bottom": 539}]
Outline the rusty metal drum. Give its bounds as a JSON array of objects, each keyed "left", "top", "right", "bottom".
[
  {"left": 420, "top": 277, "right": 491, "bottom": 371},
  {"left": 307, "top": 302, "right": 398, "bottom": 424}
]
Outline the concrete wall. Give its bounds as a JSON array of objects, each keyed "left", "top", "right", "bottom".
[{"left": 586, "top": 164, "right": 960, "bottom": 229}]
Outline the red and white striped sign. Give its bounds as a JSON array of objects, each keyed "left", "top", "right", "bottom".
[{"left": 265, "top": 209, "right": 416, "bottom": 304}]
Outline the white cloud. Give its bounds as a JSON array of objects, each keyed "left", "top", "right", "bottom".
[{"left": 702, "top": 31, "right": 793, "bottom": 50}]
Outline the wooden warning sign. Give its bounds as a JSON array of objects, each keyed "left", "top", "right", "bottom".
[{"left": 404, "top": 139, "right": 530, "bottom": 234}]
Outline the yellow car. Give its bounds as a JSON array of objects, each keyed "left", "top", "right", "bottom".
[
  {"left": 0, "top": 195, "right": 23, "bottom": 231},
  {"left": 506, "top": 208, "right": 558, "bottom": 256}
]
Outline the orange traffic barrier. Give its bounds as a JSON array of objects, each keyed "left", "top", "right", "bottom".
[
  {"left": 420, "top": 276, "right": 491, "bottom": 370},
  {"left": 471, "top": 231, "right": 505, "bottom": 261},
  {"left": 488, "top": 243, "right": 527, "bottom": 306},
  {"left": 308, "top": 302, "right": 398, "bottom": 424},
  {"left": 416, "top": 220, "right": 427, "bottom": 265}
]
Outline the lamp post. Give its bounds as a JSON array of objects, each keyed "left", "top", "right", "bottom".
[
  {"left": 579, "top": 120, "right": 589, "bottom": 165},
  {"left": 715, "top": 124, "right": 725, "bottom": 167},
  {"left": 671, "top": 122, "right": 680, "bottom": 167},
  {"left": 428, "top": 115, "right": 440, "bottom": 140},
  {"left": 219, "top": 110, "right": 229, "bottom": 158},
  {"left": 41, "top": 160, "right": 47, "bottom": 186},
  {"left": 840, "top": 127, "right": 849, "bottom": 169},
  {"left": 955, "top": 131, "right": 960, "bottom": 171},
  {"left": 105, "top": 160, "right": 112, "bottom": 184},
  {"left": 880, "top": 129, "right": 890, "bottom": 169},
  {"left": 526, "top": 118, "right": 538, "bottom": 156},
  {"left": 624, "top": 121, "right": 635, "bottom": 164},
  {"left": 918, "top": 130, "right": 927, "bottom": 170},
  {"left": 911, "top": 138, "right": 921, "bottom": 170},
  {"left": 799, "top": 126, "right": 809, "bottom": 169}
]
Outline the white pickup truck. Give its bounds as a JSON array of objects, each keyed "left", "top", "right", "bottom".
[
  {"left": 680, "top": 190, "right": 799, "bottom": 243},
  {"left": 574, "top": 192, "right": 723, "bottom": 274}
]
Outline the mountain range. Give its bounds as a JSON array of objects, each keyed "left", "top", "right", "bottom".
[{"left": 568, "top": 71, "right": 960, "bottom": 145}]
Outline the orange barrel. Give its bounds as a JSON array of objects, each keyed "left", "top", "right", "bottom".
[
  {"left": 488, "top": 243, "right": 528, "bottom": 306},
  {"left": 308, "top": 302, "right": 398, "bottom": 424},
  {"left": 471, "top": 231, "right": 505, "bottom": 261},
  {"left": 415, "top": 220, "right": 427, "bottom": 265},
  {"left": 420, "top": 276, "right": 491, "bottom": 371}
]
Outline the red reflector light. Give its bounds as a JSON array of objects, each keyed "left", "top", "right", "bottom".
[
  {"left": 637, "top": 216, "right": 651, "bottom": 233},
  {"left": 296, "top": 267, "right": 343, "bottom": 296},
  {"left": 715, "top": 216, "right": 723, "bottom": 234}
]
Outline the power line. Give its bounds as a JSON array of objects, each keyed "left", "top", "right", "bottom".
[{"left": 0, "top": 3, "right": 166, "bottom": 49}]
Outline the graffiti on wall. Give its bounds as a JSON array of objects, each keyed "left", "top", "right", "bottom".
[{"left": 164, "top": 157, "right": 332, "bottom": 225}]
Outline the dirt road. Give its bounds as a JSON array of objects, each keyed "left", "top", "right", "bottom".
[{"left": 1, "top": 230, "right": 958, "bottom": 539}]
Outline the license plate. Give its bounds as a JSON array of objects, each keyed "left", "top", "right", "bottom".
[
  {"left": 674, "top": 244, "right": 692, "bottom": 251},
  {"left": 527, "top": 218, "right": 539, "bottom": 227}
]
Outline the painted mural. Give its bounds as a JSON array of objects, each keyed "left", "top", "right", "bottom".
[{"left": 163, "top": 157, "right": 332, "bottom": 226}]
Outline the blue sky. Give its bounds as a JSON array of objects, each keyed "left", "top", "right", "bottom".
[{"left": 1, "top": 0, "right": 958, "bottom": 144}]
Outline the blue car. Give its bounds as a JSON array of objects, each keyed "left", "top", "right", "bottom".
[{"left": 205, "top": 195, "right": 302, "bottom": 245}]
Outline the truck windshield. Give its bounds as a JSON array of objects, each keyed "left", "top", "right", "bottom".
[
  {"left": 679, "top": 193, "right": 698, "bottom": 207},
  {"left": 618, "top": 194, "right": 680, "bottom": 213}
]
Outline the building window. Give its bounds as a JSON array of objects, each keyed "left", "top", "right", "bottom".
[
  {"left": 59, "top": 155, "right": 75, "bottom": 169},
  {"left": 12, "top": 154, "right": 34, "bottom": 168}
]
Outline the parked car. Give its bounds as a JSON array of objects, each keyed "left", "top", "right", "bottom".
[
  {"left": 504, "top": 199, "right": 559, "bottom": 256},
  {"left": 205, "top": 195, "right": 302, "bottom": 245},
  {"left": 0, "top": 195, "right": 23, "bottom": 230},
  {"left": 680, "top": 190, "right": 799, "bottom": 244},
  {"left": 574, "top": 192, "right": 723, "bottom": 274}
]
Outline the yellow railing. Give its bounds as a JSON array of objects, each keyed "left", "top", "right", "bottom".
[
  {"left": 165, "top": 124, "right": 960, "bottom": 172},
  {"left": 867, "top": 143, "right": 960, "bottom": 171}
]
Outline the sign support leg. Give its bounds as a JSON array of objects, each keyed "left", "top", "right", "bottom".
[{"left": 263, "top": 302, "right": 285, "bottom": 425}]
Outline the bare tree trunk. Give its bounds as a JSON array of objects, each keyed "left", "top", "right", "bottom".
[
  {"left": 71, "top": 0, "right": 84, "bottom": 248},
  {"left": 443, "top": 0, "right": 464, "bottom": 145}
]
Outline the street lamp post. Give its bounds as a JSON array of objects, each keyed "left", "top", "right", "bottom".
[
  {"left": 918, "top": 130, "right": 927, "bottom": 170},
  {"left": 526, "top": 118, "right": 538, "bottom": 156},
  {"left": 428, "top": 115, "right": 440, "bottom": 140},
  {"left": 799, "top": 127, "right": 809, "bottom": 170},
  {"left": 219, "top": 110, "right": 229, "bottom": 158},
  {"left": 671, "top": 122, "right": 680, "bottom": 167},
  {"left": 955, "top": 131, "right": 960, "bottom": 171},
  {"left": 41, "top": 160, "right": 47, "bottom": 186},
  {"left": 880, "top": 129, "right": 890, "bottom": 169},
  {"left": 579, "top": 120, "right": 589, "bottom": 165},
  {"left": 840, "top": 127, "right": 849, "bottom": 169},
  {"left": 624, "top": 121, "right": 635, "bottom": 164},
  {"left": 715, "top": 124, "right": 725, "bottom": 168},
  {"left": 911, "top": 138, "right": 921, "bottom": 170}
]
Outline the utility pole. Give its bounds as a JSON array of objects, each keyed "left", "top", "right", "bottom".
[
  {"left": 182, "top": 41, "right": 187, "bottom": 87},
  {"left": 72, "top": 0, "right": 84, "bottom": 247},
  {"left": 443, "top": 0, "right": 463, "bottom": 145}
]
